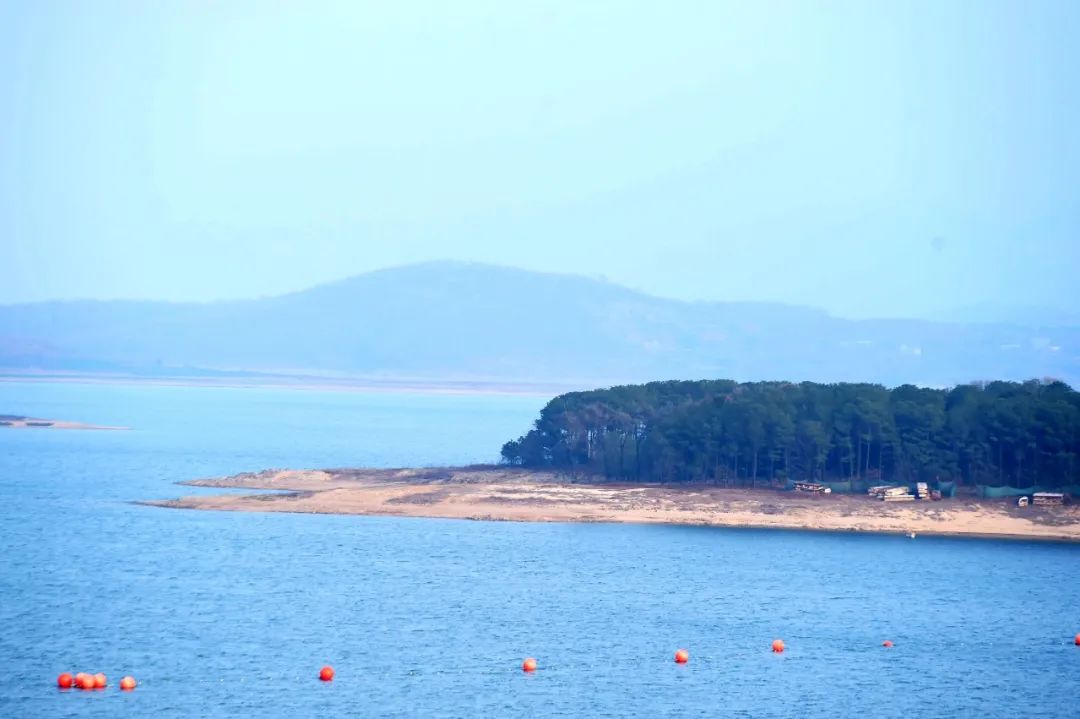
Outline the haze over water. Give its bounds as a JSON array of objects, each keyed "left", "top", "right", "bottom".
[{"left": 2, "top": 382, "right": 1077, "bottom": 718}]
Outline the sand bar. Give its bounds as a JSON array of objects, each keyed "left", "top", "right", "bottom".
[
  {"left": 0, "top": 414, "right": 128, "bottom": 430},
  {"left": 144, "top": 467, "right": 1080, "bottom": 541}
]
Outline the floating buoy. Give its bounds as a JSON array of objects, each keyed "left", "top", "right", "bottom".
[
  {"left": 771, "top": 639, "right": 785, "bottom": 653},
  {"left": 674, "top": 648, "right": 689, "bottom": 664},
  {"left": 75, "top": 673, "right": 95, "bottom": 690},
  {"left": 93, "top": 673, "right": 107, "bottom": 689},
  {"left": 882, "top": 640, "right": 894, "bottom": 648},
  {"left": 319, "top": 666, "right": 335, "bottom": 682},
  {"left": 522, "top": 657, "right": 537, "bottom": 673},
  {"left": 119, "top": 676, "right": 137, "bottom": 691},
  {"left": 57, "top": 673, "right": 74, "bottom": 689},
  {"left": 1075, "top": 633, "right": 1080, "bottom": 646}
]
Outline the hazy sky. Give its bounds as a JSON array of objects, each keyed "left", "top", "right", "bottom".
[{"left": 2, "top": 1, "right": 1078, "bottom": 318}]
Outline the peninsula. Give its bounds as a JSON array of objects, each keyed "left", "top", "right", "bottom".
[
  {"left": 146, "top": 466, "right": 1080, "bottom": 541},
  {"left": 148, "top": 377, "right": 1080, "bottom": 540}
]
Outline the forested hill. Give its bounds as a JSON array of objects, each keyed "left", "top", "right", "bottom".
[
  {"left": 500, "top": 379, "right": 1080, "bottom": 490},
  {"left": 1, "top": 262, "right": 1077, "bottom": 388}
]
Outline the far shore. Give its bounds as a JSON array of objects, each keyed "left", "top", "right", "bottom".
[
  {"left": 0, "top": 370, "right": 579, "bottom": 397},
  {"left": 0, "top": 414, "right": 128, "bottom": 431},
  {"left": 144, "top": 467, "right": 1080, "bottom": 542}
]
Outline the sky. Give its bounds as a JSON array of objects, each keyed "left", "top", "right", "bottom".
[{"left": 1, "top": 0, "right": 1078, "bottom": 319}]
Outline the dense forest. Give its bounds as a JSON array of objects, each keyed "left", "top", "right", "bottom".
[{"left": 500, "top": 379, "right": 1080, "bottom": 491}]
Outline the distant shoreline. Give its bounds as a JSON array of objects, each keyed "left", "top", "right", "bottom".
[
  {"left": 0, "top": 414, "right": 128, "bottom": 431},
  {"left": 144, "top": 467, "right": 1080, "bottom": 542},
  {"left": 0, "top": 371, "right": 576, "bottom": 397}
]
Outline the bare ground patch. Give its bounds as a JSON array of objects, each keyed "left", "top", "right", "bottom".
[{"left": 386, "top": 489, "right": 451, "bottom": 505}]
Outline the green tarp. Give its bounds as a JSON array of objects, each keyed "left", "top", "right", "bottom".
[
  {"left": 822, "top": 480, "right": 872, "bottom": 494},
  {"left": 976, "top": 484, "right": 1080, "bottom": 498},
  {"left": 977, "top": 484, "right": 1037, "bottom": 499}
]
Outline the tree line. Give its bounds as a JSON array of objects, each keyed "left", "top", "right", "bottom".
[{"left": 500, "top": 379, "right": 1080, "bottom": 488}]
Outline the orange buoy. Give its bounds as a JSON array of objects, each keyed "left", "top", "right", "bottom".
[
  {"left": 771, "top": 639, "right": 785, "bottom": 653},
  {"left": 882, "top": 640, "right": 894, "bottom": 648},
  {"left": 93, "top": 673, "right": 107, "bottom": 689},
  {"left": 319, "top": 665, "right": 335, "bottom": 682},
  {"left": 674, "top": 648, "right": 689, "bottom": 664},
  {"left": 75, "top": 673, "right": 95, "bottom": 690},
  {"left": 522, "top": 657, "right": 537, "bottom": 673},
  {"left": 57, "top": 673, "right": 74, "bottom": 689},
  {"left": 119, "top": 676, "right": 137, "bottom": 691}
]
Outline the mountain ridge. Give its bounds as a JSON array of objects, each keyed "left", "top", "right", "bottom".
[{"left": 1, "top": 262, "right": 1075, "bottom": 388}]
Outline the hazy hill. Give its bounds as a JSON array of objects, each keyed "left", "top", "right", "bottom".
[
  {"left": 0, "top": 262, "right": 1076, "bottom": 388},
  {"left": 928, "top": 303, "right": 1080, "bottom": 328}
]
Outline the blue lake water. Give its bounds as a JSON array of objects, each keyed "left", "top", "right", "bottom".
[{"left": 1, "top": 381, "right": 1078, "bottom": 718}]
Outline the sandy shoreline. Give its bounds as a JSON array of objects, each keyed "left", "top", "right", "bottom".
[
  {"left": 0, "top": 371, "right": 575, "bottom": 397},
  {"left": 143, "top": 467, "right": 1080, "bottom": 542}
]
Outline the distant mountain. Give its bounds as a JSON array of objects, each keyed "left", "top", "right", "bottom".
[
  {"left": 928, "top": 303, "right": 1080, "bottom": 328},
  {"left": 1, "top": 262, "right": 1076, "bottom": 388}
]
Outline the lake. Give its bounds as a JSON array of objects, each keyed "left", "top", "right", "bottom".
[{"left": 1, "top": 381, "right": 1077, "bottom": 718}]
